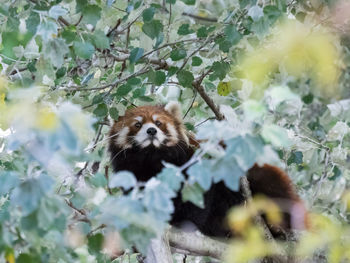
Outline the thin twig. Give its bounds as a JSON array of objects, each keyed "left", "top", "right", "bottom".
[
  {"left": 141, "top": 38, "right": 200, "bottom": 58},
  {"left": 177, "top": 36, "right": 214, "bottom": 73},
  {"left": 182, "top": 12, "right": 218, "bottom": 23},
  {"left": 107, "top": 19, "right": 122, "bottom": 37},
  {"left": 58, "top": 17, "right": 70, "bottom": 27},
  {"left": 183, "top": 91, "right": 197, "bottom": 119}
]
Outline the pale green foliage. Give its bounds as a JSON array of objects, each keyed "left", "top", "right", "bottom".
[{"left": 0, "top": 0, "right": 350, "bottom": 262}]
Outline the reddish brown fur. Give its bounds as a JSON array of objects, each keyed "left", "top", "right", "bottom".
[
  {"left": 109, "top": 105, "right": 308, "bottom": 238},
  {"left": 110, "top": 105, "right": 187, "bottom": 144}
]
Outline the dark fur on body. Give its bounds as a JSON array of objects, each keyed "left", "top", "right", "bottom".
[
  {"left": 109, "top": 103, "right": 306, "bottom": 238},
  {"left": 109, "top": 141, "right": 192, "bottom": 182}
]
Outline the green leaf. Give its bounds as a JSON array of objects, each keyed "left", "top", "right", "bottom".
[
  {"left": 142, "top": 7, "right": 155, "bottom": 22},
  {"left": 49, "top": 5, "right": 68, "bottom": 20},
  {"left": 142, "top": 20, "right": 163, "bottom": 40},
  {"left": 181, "top": 0, "right": 195, "bottom": 5},
  {"left": 37, "top": 20, "right": 58, "bottom": 43},
  {"left": 197, "top": 27, "right": 208, "bottom": 38},
  {"left": 129, "top": 48, "right": 144, "bottom": 64},
  {"left": 128, "top": 77, "right": 142, "bottom": 86},
  {"left": 139, "top": 96, "right": 154, "bottom": 102},
  {"left": 88, "top": 233, "right": 104, "bottom": 254},
  {"left": 178, "top": 24, "right": 194, "bottom": 35},
  {"left": 287, "top": 151, "right": 303, "bottom": 165},
  {"left": 43, "top": 39, "right": 69, "bottom": 68},
  {"left": 182, "top": 183, "right": 204, "bottom": 208},
  {"left": 0, "top": 32, "right": 32, "bottom": 61},
  {"left": 116, "top": 84, "right": 133, "bottom": 96},
  {"left": 110, "top": 171, "right": 137, "bottom": 190},
  {"left": 148, "top": 70, "right": 166, "bottom": 86},
  {"left": 17, "top": 253, "right": 33, "bottom": 263},
  {"left": 217, "top": 38, "right": 233, "bottom": 52},
  {"left": 191, "top": 56, "right": 202, "bottom": 66},
  {"left": 109, "top": 107, "right": 119, "bottom": 120},
  {"left": 330, "top": 166, "right": 342, "bottom": 181},
  {"left": 157, "top": 167, "right": 184, "bottom": 191},
  {"left": 92, "top": 30, "right": 110, "bottom": 49},
  {"left": 225, "top": 135, "right": 263, "bottom": 171},
  {"left": 302, "top": 93, "right": 314, "bottom": 104},
  {"left": 251, "top": 16, "right": 270, "bottom": 37},
  {"left": 261, "top": 124, "right": 290, "bottom": 148},
  {"left": 93, "top": 103, "right": 108, "bottom": 117},
  {"left": 56, "top": 67, "right": 66, "bottom": 79},
  {"left": 210, "top": 61, "right": 230, "bottom": 80},
  {"left": 170, "top": 49, "right": 187, "bottom": 61},
  {"left": 73, "top": 41, "right": 95, "bottom": 59},
  {"left": 263, "top": 5, "right": 282, "bottom": 24},
  {"left": 187, "top": 161, "right": 212, "bottom": 191},
  {"left": 167, "top": 66, "right": 178, "bottom": 76},
  {"left": 248, "top": 5, "right": 264, "bottom": 21},
  {"left": 62, "top": 27, "right": 77, "bottom": 43},
  {"left": 224, "top": 25, "right": 242, "bottom": 45},
  {"left": 0, "top": 172, "right": 20, "bottom": 195},
  {"left": 295, "top": 12, "right": 306, "bottom": 22},
  {"left": 143, "top": 178, "right": 176, "bottom": 221},
  {"left": 11, "top": 174, "right": 53, "bottom": 216},
  {"left": 239, "top": 0, "right": 257, "bottom": 8},
  {"left": 177, "top": 70, "right": 194, "bottom": 88},
  {"left": 26, "top": 12, "right": 40, "bottom": 34},
  {"left": 88, "top": 173, "right": 108, "bottom": 188},
  {"left": 82, "top": 5, "right": 102, "bottom": 27}
]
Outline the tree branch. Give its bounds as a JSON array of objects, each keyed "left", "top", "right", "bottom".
[
  {"left": 168, "top": 228, "right": 228, "bottom": 260},
  {"left": 182, "top": 12, "right": 218, "bottom": 23},
  {"left": 192, "top": 69, "right": 224, "bottom": 121},
  {"left": 146, "top": 233, "right": 173, "bottom": 263}
]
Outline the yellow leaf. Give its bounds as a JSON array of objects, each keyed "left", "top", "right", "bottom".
[
  {"left": 217, "top": 82, "right": 232, "bottom": 96},
  {"left": 36, "top": 107, "right": 58, "bottom": 131},
  {"left": 342, "top": 191, "right": 350, "bottom": 211},
  {"left": 228, "top": 207, "right": 251, "bottom": 233},
  {"left": 0, "top": 93, "right": 5, "bottom": 107},
  {"left": 5, "top": 248, "right": 15, "bottom": 263},
  {"left": 0, "top": 76, "right": 8, "bottom": 93}
]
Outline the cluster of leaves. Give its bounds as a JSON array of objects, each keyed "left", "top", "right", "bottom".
[{"left": 1, "top": 0, "right": 350, "bottom": 262}]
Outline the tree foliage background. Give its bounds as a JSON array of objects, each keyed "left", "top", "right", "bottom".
[{"left": 1, "top": 0, "right": 350, "bottom": 262}]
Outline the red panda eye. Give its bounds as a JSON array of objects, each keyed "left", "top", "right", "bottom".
[
  {"left": 155, "top": 120, "right": 161, "bottom": 127},
  {"left": 135, "top": 122, "right": 142, "bottom": 128}
]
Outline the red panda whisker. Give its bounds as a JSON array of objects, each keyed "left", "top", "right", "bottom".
[
  {"left": 85, "top": 132, "right": 122, "bottom": 151},
  {"left": 110, "top": 147, "right": 128, "bottom": 164}
]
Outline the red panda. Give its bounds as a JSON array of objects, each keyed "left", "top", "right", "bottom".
[{"left": 108, "top": 102, "right": 307, "bottom": 238}]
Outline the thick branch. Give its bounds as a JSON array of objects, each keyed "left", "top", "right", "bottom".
[
  {"left": 146, "top": 233, "right": 173, "bottom": 263},
  {"left": 168, "top": 228, "right": 228, "bottom": 260},
  {"left": 192, "top": 72, "right": 224, "bottom": 121}
]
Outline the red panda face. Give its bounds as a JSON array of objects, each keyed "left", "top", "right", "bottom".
[{"left": 110, "top": 102, "right": 189, "bottom": 149}]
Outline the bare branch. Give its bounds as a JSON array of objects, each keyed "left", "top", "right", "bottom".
[
  {"left": 182, "top": 12, "right": 218, "bottom": 23},
  {"left": 146, "top": 233, "right": 173, "bottom": 263},
  {"left": 168, "top": 228, "right": 228, "bottom": 260}
]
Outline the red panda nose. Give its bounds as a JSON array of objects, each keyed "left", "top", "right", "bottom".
[{"left": 147, "top": 127, "right": 157, "bottom": 136}]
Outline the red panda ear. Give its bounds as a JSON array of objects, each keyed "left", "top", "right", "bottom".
[{"left": 164, "top": 101, "right": 182, "bottom": 121}]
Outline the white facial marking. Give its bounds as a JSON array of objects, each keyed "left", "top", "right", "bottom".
[
  {"left": 134, "top": 116, "right": 143, "bottom": 122},
  {"left": 166, "top": 123, "right": 179, "bottom": 146},
  {"left": 115, "top": 127, "right": 130, "bottom": 148},
  {"left": 135, "top": 122, "right": 166, "bottom": 148},
  {"left": 152, "top": 115, "right": 158, "bottom": 121}
]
